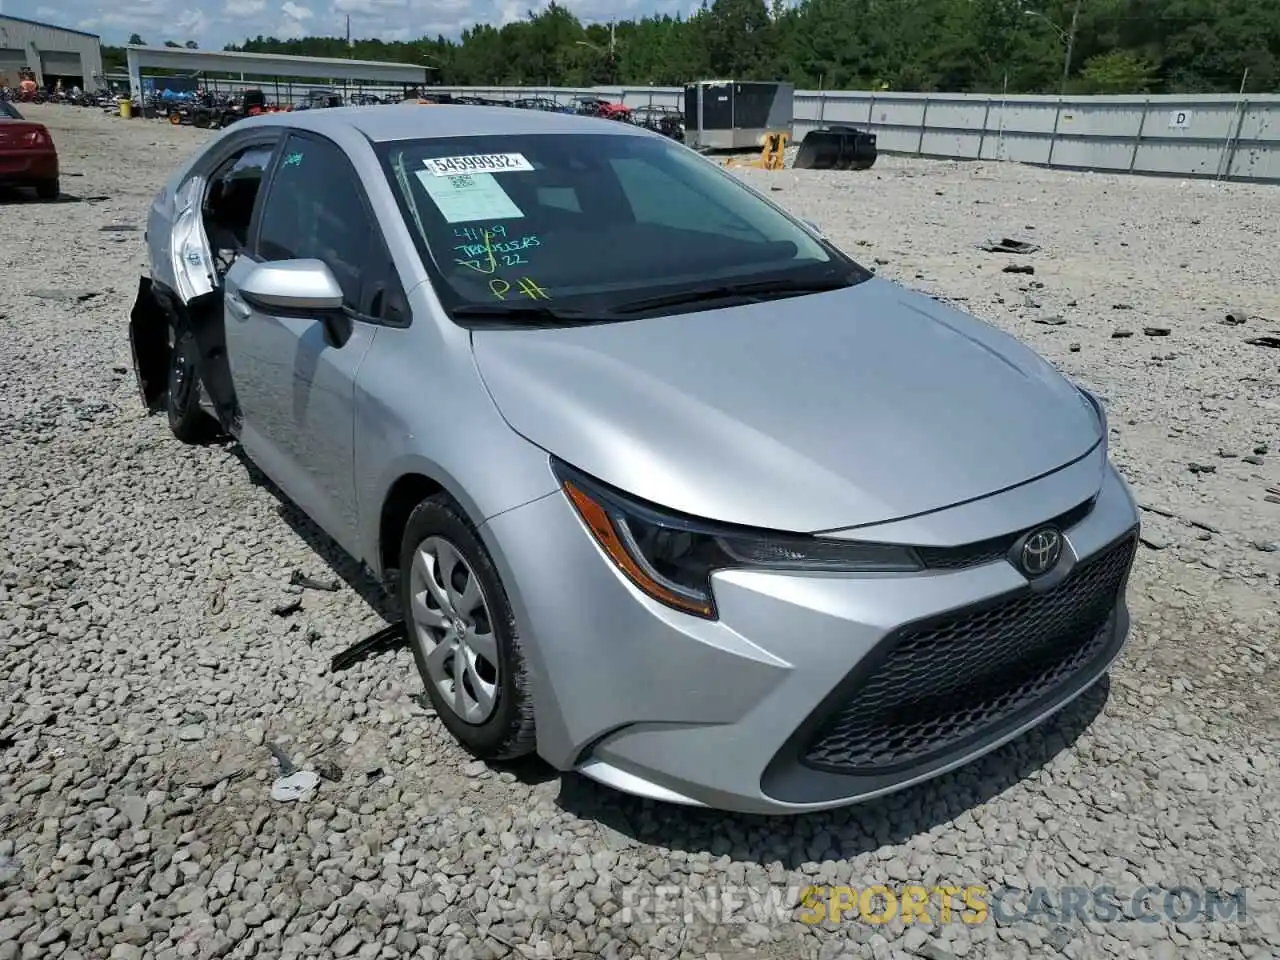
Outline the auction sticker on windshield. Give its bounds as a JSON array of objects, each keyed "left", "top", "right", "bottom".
[
  {"left": 423, "top": 153, "right": 534, "bottom": 176},
  {"left": 416, "top": 171, "right": 525, "bottom": 223}
]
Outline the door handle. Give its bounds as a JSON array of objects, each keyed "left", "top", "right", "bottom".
[{"left": 226, "top": 293, "right": 251, "bottom": 320}]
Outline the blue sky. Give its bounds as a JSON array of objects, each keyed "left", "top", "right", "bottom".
[{"left": 2, "top": 0, "right": 689, "bottom": 49}]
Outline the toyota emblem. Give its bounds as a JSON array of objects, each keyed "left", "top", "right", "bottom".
[{"left": 1019, "top": 527, "right": 1063, "bottom": 577}]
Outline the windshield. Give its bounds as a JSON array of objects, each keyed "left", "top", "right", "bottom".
[{"left": 376, "top": 132, "right": 869, "bottom": 322}]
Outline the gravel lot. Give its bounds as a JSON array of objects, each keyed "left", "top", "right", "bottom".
[{"left": 2, "top": 105, "right": 1278, "bottom": 960}]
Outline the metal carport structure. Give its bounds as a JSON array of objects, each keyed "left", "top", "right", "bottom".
[{"left": 124, "top": 45, "right": 429, "bottom": 103}]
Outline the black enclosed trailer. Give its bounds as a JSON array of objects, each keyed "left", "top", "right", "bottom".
[{"left": 684, "top": 81, "right": 794, "bottom": 151}]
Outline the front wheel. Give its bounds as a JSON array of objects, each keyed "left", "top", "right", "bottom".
[
  {"left": 399, "top": 494, "right": 536, "bottom": 761},
  {"left": 35, "top": 178, "right": 59, "bottom": 201},
  {"left": 165, "top": 327, "right": 217, "bottom": 444}
]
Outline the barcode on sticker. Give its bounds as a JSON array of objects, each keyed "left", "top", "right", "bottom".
[{"left": 424, "top": 153, "right": 534, "bottom": 176}]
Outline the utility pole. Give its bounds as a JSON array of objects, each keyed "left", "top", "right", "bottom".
[
  {"left": 1059, "top": 0, "right": 1081, "bottom": 97},
  {"left": 346, "top": 15, "right": 352, "bottom": 56}
]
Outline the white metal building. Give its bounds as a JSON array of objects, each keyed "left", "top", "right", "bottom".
[
  {"left": 0, "top": 14, "right": 104, "bottom": 90},
  {"left": 124, "top": 46, "right": 431, "bottom": 103}
]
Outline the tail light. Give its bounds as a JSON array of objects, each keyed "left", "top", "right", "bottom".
[{"left": 0, "top": 127, "right": 52, "bottom": 149}]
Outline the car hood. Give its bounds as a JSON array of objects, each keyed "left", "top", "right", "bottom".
[{"left": 471, "top": 278, "right": 1102, "bottom": 533}]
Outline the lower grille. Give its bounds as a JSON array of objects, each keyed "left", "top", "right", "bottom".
[{"left": 802, "top": 533, "right": 1137, "bottom": 774}]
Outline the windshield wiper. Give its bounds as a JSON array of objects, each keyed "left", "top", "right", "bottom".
[
  {"left": 450, "top": 303, "right": 601, "bottom": 326},
  {"left": 608, "top": 275, "right": 853, "bottom": 316}
]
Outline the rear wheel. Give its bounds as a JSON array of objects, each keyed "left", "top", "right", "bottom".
[
  {"left": 399, "top": 494, "right": 536, "bottom": 761},
  {"left": 35, "top": 178, "right": 58, "bottom": 201},
  {"left": 165, "top": 326, "right": 217, "bottom": 444}
]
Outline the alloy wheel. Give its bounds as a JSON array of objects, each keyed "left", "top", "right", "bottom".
[{"left": 408, "top": 536, "right": 500, "bottom": 724}]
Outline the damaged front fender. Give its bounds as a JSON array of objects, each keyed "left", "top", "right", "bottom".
[{"left": 128, "top": 276, "right": 170, "bottom": 412}]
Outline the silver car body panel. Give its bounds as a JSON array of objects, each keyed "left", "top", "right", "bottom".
[
  {"left": 471, "top": 276, "right": 1101, "bottom": 533},
  {"left": 136, "top": 105, "right": 1141, "bottom": 814}
]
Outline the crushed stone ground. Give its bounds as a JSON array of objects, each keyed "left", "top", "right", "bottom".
[{"left": 1, "top": 105, "right": 1278, "bottom": 960}]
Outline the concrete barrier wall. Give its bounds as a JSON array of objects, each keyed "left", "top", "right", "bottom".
[{"left": 420, "top": 85, "right": 1280, "bottom": 184}]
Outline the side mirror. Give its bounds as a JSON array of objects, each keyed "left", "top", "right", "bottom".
[{"left": 239, "top": 259, "right": 344, "bottom": 313}]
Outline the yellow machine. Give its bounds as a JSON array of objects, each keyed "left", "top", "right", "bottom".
[{"left": 724, "top": 132, "right": 788, "bottom": 170}]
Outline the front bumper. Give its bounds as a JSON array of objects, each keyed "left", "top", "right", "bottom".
[{"left": 482, "top": 459, "right": 1139, "bottom": 815}]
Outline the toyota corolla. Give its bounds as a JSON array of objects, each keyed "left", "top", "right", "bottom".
[{"left": 128, "top": 105, "right": 1140, "bottom": 814}]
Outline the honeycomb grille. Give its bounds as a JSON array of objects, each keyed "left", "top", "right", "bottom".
[
  {"left": 915, "top": 499, "right": 1094, "bottom": 571},
  {"left": 802, "top": 533, "right": 1137, "bottom": 774}
]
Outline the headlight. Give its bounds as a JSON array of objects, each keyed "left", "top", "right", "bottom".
[{"left": 553, "top": 460, "right": 922, "bottom": 620}]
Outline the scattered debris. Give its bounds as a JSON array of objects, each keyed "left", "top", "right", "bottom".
[
  {"left": 1111, "top": 330, "right": 1134, "bottom": 339},
  {"left": 266, "top": 742, "right": 296, "bottom": 776},
  {"left": 1252, "top": 540, "right": 1278, "bottom": 553},
  {"left": 99, "top": 224, "right": 138, "bottom": 232},
  {"left": 0, "top": 854, "right": 23, "bottom": 885},
  {"left": 27, "top": 289, "right": 100, "bottom": 303},
  {"left": 1033, "top": 315, "right": 1067, "bottom": 326},
  {"left": 290, "top": 570, "right": 340, "bottom": 592},
  {"left": 270, "top": 770, "right": 320, "bottom": 802},
  {"left": 1266, "top": 485, "right": 1280, "bottom": 505},
  {"left": 315, "top": 760, "right": 344, "bottom": 782},
  {"left": 1002, "top": 264, "right": 1035, "bottom": 274},
  {"left": 1069, "top": 343, "right": 1081, "bottom": 352},
  {"left": 1188, "top": 462, "right": 1217, "bottom": 475},
  {"left": 1243, "top": 455, "right": 1265, "bottom": 466},
  {"left": 1139, "top": 533, "right": 1169, "bottom": 551},
  {"left": 1112, "top": 303, "right": 1133, "bottom": 311},
  {"left": 1222, "top": 308, "right": 1252, "bottom": 325},
  {"left": 1245, "top": 336, "right": 1280, "bottom": 349},
  {"left": 1256, "top": 444, "right": 1270, "bottom": 455},
  {"left": 980, "top": 237, "right": 1040, "bottom": 255},
  {"left": 271, "top": 597, "right": 303, "bottom": 617},
  {"left": 1143, "top": 326, "right": 1171, "bottom": 337},
  {"left": 329, "top": 622, "right": 407, "bottom": 673},
  {"left": 1137, "top": 502, "right": 1218, "bottom": 535}
]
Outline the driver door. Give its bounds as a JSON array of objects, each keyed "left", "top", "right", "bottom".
[{"left": 222, "top": 131, "right": 381, "bottom": 553}]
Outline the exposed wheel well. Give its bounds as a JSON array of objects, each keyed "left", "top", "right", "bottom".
[{"left": 379, "top": 474, "right": 445, "bottom": 575}]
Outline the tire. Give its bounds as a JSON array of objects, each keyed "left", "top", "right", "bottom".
[
  {"left": 399, "top": 494, "right": 536, "bottom": 761},
  {"left": 35, "top": 178, "right": 59, "bottom": 201},
  {"left": 165, "top": 327, "right": 217, "bottom": 444}
]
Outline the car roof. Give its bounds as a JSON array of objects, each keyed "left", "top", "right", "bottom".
[{"left": 235, "top": 104, "right": 650, "bottom": 144}]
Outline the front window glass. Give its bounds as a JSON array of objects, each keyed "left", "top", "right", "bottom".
[
  {"left": 257, "top": 134, "right": 373, "bottom": 309},
  {"left": 377, "top": 133, "right": 868, "bottom": 321}
]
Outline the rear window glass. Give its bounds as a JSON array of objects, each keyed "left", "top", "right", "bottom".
[{"left": 378, "top": 132, "right": 860, "bottom": 316}]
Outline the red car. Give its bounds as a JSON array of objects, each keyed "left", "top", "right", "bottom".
[{"left": 0, "top": 101, "right": 59, "bottom": 200}]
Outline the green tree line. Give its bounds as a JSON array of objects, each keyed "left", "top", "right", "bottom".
[{"left": 106, "top": 0, "right": 1279, "bottom": 95}]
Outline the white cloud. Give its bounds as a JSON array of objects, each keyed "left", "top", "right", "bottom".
[
  {"left": 225, "top": 0, "right": 267, "bottom": 16},
  {"left": 281, "top": 1, "right": 313, "bottom": 21},
  {"left": 42, "top": 0, "right": 663, "bottom": 47}
]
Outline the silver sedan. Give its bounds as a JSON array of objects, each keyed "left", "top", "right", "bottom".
[{"left": 129, "top": 104, "right": 1140, "bottom": 814}]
